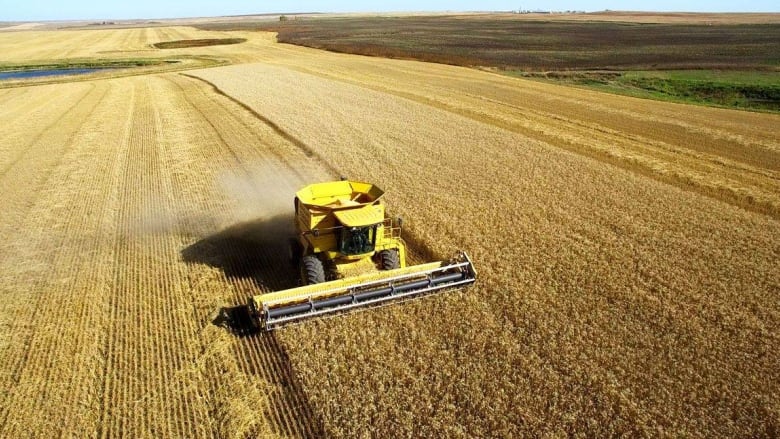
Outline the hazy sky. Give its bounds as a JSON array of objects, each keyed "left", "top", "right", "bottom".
[{"left": 1, "top": 1, "right": 777, "bottom": 21}]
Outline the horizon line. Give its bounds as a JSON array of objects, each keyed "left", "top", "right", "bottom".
[{"left": 3, "top": 9, "right": 780, "bottom": 23}]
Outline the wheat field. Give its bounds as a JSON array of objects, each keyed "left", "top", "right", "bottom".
[{"left": 0, "top": 24, "right": 778, "bottom": 438}]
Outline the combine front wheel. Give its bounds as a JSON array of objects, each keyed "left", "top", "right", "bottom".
[
  {"left": 378, "top": 249, "right": 400, "bottom": 270},
  {"left": 301, "top": 255, "right": 325, "bottom": 285}
]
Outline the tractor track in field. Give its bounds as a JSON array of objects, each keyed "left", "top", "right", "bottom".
[
  {"left": 96, "top": 74, "right": 323, "bottom": 437},
  {"left": 0, "top": 80, "right": 136, "bottom": 436},
  {"left": 162, "top": 73, "right": 326, "bottom": 438},
  {"left": 172, "top": 74, "right": 310, "bottom": 183},
  {"left": 0, "top": 71, "right": 328, "bottom": 438},
  {"left": 0, "top": 83, "right": 112, "bottom": 262},
  {"left": 181, "top": 73, "right": 339, "bottom": 175},
  {"left": 0, "top": 82, "right": 112, "bottom": 388},
  {"left": 2, "top": 87, "right": 99, "bottom": 171},
  {"left": 98, "top": 78, "right": 217, "bottom": 437},
  {"left": 0, "top": 83, "right": 98, "bottom": 176}
]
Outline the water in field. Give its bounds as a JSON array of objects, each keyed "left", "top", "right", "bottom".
[{"left": 0, "top": 67, "right": 110, "bottom": 80}]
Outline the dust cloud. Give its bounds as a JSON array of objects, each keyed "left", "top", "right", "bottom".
[
  {"left": 133, "top": 163, "right": 307, "bottom": 239},
  {"left": 216, "top": 163, "right": 302, "bottom": 224},
  {"left": 179, "top": 164, "right": 307, "bottom": 290}
]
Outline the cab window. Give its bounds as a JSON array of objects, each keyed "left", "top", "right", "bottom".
[{"left": 340, "top": 226, "right": 377, "bottom": 255}]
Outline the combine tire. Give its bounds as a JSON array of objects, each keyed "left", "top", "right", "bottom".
[
  {"left": 378, "top": 249, "right": 401, "bottom": 270},
  {"left": 301, "top": 255, "right": 325, "bottom": 285}
]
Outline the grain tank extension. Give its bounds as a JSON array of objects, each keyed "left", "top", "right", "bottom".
[{"left": 248, "top": 180, "right": 476, "bottom": 330}]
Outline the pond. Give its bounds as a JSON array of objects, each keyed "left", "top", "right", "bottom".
[{"left": 0, "top": 67, "right": 113, "bottom": 80}]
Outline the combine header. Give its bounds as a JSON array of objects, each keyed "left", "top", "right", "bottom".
[{"left": 248, "top": 180, "right": 476, "bottom": 330}]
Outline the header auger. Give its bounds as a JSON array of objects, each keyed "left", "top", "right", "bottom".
[{"left": 248, "top": 180, "right": 476, "bottom": 330}]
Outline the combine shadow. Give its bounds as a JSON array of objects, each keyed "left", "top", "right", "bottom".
[
  {"left": 181, "top": 214, "right": 326, "bottom": 437},
  {"left": 211, "top": 304, "right": 260, "bottom": 337},
  {"left": 181, "top": 214, "right": 298, "bottom": 287},
  {"left": 181, "top": 214, "right": 300, "bottom": 336}
]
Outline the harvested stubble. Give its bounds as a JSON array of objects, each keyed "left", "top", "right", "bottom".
[{"left": 0, "top": 70, "right": 327, "bottom": 437}]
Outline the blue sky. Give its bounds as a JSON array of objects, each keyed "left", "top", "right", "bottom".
[{"left": 1, "top": 1, "right": 777, "bottom": 21}]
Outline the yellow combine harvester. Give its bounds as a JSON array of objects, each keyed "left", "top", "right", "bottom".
[{"left": 248, "top": 180, "right": 476, "bottom": 330}]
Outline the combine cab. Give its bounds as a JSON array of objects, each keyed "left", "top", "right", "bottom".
[{"left": 248, "top": 180, "right": 476, "bottom": 330}]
